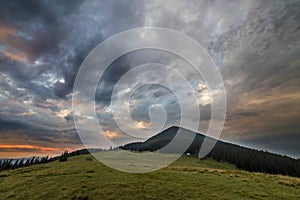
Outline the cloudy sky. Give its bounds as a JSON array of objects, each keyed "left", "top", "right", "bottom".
[{"left": 0, "top": 0, "right": 299, "bottom": 158}]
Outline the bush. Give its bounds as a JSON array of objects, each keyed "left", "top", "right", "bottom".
[
  {"left": 59, "top": 150, "right": 69, "bottom": 162},
  {"left": 85, "top": 157, "right": 93, "bottom": 161}
]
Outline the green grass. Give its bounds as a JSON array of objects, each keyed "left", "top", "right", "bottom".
[{"left": 0, "top": 152, "right": 299, "bottom": 200}]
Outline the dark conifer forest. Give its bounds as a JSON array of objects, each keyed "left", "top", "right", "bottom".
[{"left": 121, "top": 126, "right": 300, "bottom": 177}]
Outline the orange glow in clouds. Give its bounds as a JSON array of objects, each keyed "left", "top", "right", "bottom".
[
  {"left": 0, "top": 144, "right": 77, "bottom": 158},
  {"left": 134, "top": 121, "right": 148, "bottom": 129},
  {"left": 0, "top": 144, "right": 59, "bottom": 152},
  {"left": 103, "top": 131, "right": 120, "bottom": 139},
  {"left": 0, "top": 50, "right": 28, "bottom": 63},
  {"left": 0, "top": 25, "right": 33, "bottom": 63},
  {"left": 0, "top": 26, "right": 15, "bottom": 37}
]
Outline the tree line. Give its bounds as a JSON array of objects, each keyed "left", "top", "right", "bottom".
[{"left": 0, "top": 148, "right": 110, "bottom": 172}]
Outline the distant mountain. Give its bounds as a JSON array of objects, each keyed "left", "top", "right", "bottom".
[{"left": 121, "top": 126, "right": 300, "bottom": 177}]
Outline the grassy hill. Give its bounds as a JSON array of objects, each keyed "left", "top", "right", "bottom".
[
  {"left": 0, "top": 152, "right": 299, "bottom": 200},
  {"left": 122, "top": 126, "right": 300, "bottom": 177}
]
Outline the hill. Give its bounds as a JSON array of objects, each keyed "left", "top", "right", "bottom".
[
  {"left": 121, "top": 126, "right": 300, "bottom": 177},
  {"left": 0, "top": 152, "right": 299, "bottom": 199}
]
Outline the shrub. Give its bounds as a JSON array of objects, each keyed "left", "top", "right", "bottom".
[
  {"left": 85, "top": 157, "right": 93, "bottom": 161},
  {"left": 59, "top": 150, "right": 69, "bottom": 162}
]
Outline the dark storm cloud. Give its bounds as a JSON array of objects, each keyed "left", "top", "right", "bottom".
[
  {"left": 64, "top": 114, "right": 73, "bottom": 123},
  {"left": 0, "top": 0, "right": 148, "bottom": 154},
  {"left": 138, "top": 0, "right": 300, "bottom": 156},
  {"left": 95, "top": 49, "right": 177, "bottom": 105},
  {"left": 0, "top": 0, "right": 82, "bottom": 101},
  {"left": 0, "top": 0, "right": 299, "bottom": 157},
  {"left": 209, "top": 1, "right": 300, "bottom": 157},
  {"left": 52, "top": 0, "right": 147, "bottom": 99},
  {"left": 129, "top": 86, "right": 180, "bottom": 124},
  {"left": 1, "top": 0, "right": 146, "bottom": 100},
  {"left": 0, "top": 0, "right": 82, "bottom": 56},
  {"left": 237, "top": 132, "right": 300, "bottom": 158},
  {"left": 0, "top": 113, "right": 80, "bottom": 145},
  {"left": 0, "top": 117, "right": 31, "bottom": 131}
]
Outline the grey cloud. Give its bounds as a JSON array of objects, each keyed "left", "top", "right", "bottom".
[{"left": 0, "top": 0, "right": 299, "bottom": 157}]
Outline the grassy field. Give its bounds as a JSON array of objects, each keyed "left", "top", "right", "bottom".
[{"left": 0, "top": 152, "right": 299, "bottom": 200}]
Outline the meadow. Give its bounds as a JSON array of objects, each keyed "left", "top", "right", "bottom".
[{"left": 0, "top": 152, "right": 299, "bottom": 200}]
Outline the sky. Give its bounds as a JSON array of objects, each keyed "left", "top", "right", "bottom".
[{"left": 0, "top": 0, "right": 299, "bottom": 158}]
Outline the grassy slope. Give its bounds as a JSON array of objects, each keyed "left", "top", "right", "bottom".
[{"left": 0, "top": 153, "right": 299, "bottom": 200}]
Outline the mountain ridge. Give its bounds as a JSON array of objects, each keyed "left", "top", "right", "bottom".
[{"left": 121, "top": 126, "right": 300, "bottom": 177}]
